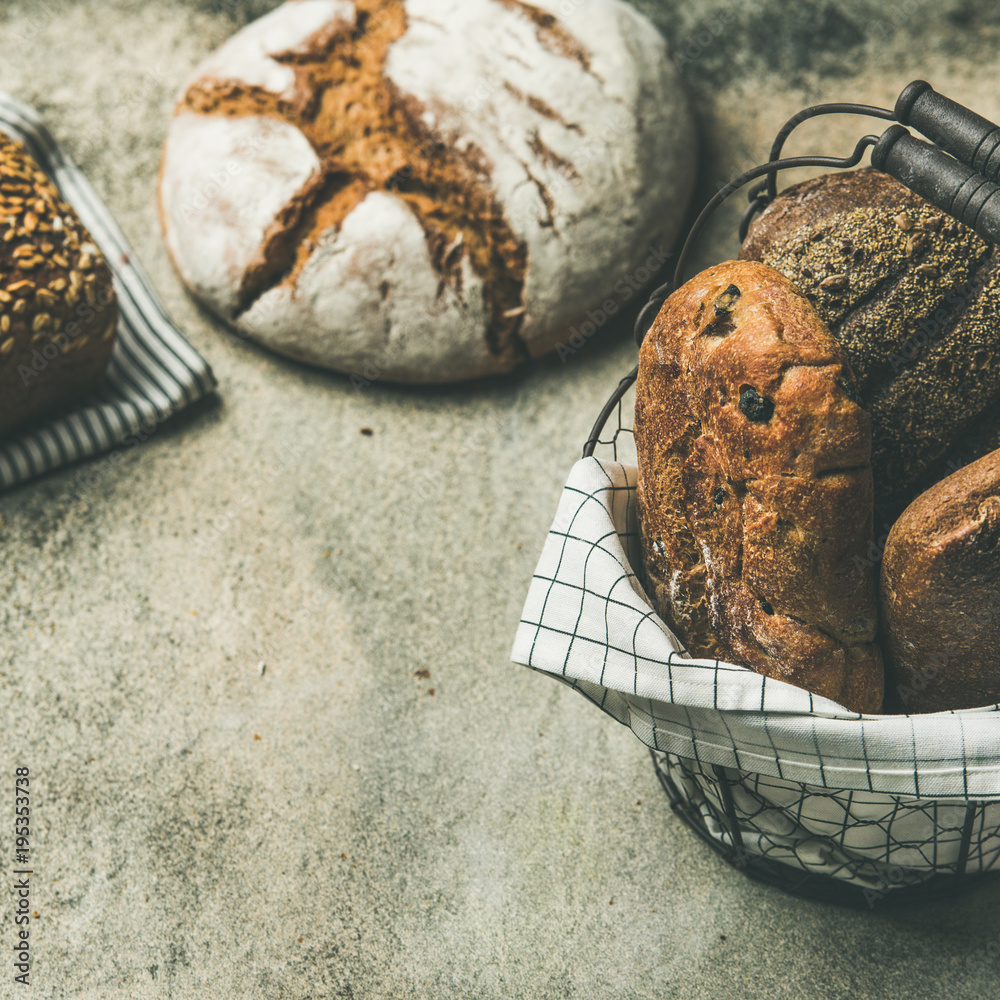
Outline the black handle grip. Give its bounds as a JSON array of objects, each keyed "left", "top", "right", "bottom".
[
  {"left": 895, "top": 80, "right": 1000, "bottom": 183},
  {"left": 871, "top": 125, "right": 1000, "bottom": 245}
]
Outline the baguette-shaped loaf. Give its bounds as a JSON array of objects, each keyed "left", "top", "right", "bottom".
[
  {"left": 881, "top": 449, "right": 1000, "bottom": 713},
  {"left": 635, "top": 260, "right": 884, "bottom": 713}
]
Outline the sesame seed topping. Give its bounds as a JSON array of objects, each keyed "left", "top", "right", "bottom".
[{"left": 0, "top": 129, "right": 116, "bottom": 371}]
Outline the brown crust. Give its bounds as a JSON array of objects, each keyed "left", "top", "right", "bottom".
[
  {"left": 635, "top": 260, "right": 883, "bottom": 713},
  {"left": 174, "top": 0, "right": 531, "bottom": 369},
  {"left": 0, "top": 133, "right": 117, "bottom": 436},
  {"left": 880, "top": 449, "right": 1000, "bottom": 712},
  {"left": 741, "top": 168, "right": 1000, "bottom": 520}
]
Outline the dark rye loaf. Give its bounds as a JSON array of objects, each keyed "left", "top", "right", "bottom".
[
  {"left": 881, "top": 448, "right": 1000, "bottom": 713},
  {"left": 635, "top": 260, "right": 883, "bottom": 714},
  {"left": 741, "top": 168, "right": 1000, "bottom": 521}
]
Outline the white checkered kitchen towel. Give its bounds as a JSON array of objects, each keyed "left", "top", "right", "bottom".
[
  {"left": 0, "top": 93, "right": 215, "bottom": 488},
  {"left": 512, "top": 457, "right": 1000, "bottom": 800}
]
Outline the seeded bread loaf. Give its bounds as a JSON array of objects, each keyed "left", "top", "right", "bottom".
[
  {"left": 158, "top": 0, "right": 695, "bottom": 383},
  {"left": 0, "top": 133, "right": 117, "bottom": 435},
  {"left": 740, "top": 168, "right": 1000, "bottom": 520},
  {"left": 635, "top": 260, "right": 883, "bottom": 713},
  {"left": 880, "top": 449, "right": 1000, "bottom": 713}
]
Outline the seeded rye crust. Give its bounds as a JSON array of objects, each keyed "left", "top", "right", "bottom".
[
  {"left": 158, "top": 0, "right": 695, "bottom": 382},
  {"left": 635, "top": 260, "right": 883, "bottom": 713},
  {"left": 0, "top": 134, "right": 116, "bottom": 435},
  {"left": 880, "top": 449, "right": 1000, "bottom": 713},
  {"left": 740, "top": 168, "right": 1000, "bottom": 520}
]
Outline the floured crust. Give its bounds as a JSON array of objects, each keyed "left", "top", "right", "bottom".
[
  {"left": 881, "top": 449, "right": 1000, "bottom": 712},
  {"left": 0, "top": 133, "right": 117, "bottom": 435},
  {"left": 635, "top": 260, "right": 883, "bottom": 713},
  {"left": 159, "top": 113, "right": 322, "bottom": 319},
  {"left": 159, "top": 0, "right": 695, "bottom": 382}
]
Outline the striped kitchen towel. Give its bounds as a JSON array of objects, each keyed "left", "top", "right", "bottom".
[{"left": 0, "top": 92, "right": 215, "bottom": 489}]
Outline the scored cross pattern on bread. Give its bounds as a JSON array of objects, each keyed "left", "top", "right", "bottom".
[
  {"left": 177, "top": 0, "right": 530, "bottom": 367},
  {"left": 635, "top": 260, "right": 884, "bottom": 714},
  {"left": 158, "top": 0, "right": 695, "bottom": 382}
]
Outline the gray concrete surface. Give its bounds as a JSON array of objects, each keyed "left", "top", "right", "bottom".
[{"left": 1, "top": 1, "right": 1000, "bottom": 997}]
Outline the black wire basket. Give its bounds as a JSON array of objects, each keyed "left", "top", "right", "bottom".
[
  {"left": 583, "top": 369, "right": 1000, "bottom": 909},
  {"left": 522, "top": 79, "right": 1000, "bottom": 907}
]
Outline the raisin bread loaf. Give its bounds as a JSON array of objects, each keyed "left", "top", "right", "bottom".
[{"left": 635, "top": 260, "right": 883, "bottom": 713}]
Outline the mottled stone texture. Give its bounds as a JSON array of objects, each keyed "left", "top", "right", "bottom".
[{"left": 0, "top": 1, "right": 999, "bottom": 997}]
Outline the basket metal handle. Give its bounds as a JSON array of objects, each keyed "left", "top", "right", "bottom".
[{"left": 581, "top": 365, "right": 638, "bottom": 459}]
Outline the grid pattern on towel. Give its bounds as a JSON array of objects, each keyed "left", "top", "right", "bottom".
[
  {"left": 0, "top": 93, "right": 215, "bottom": 490},
  {"left": 511, "top": 383, "right": 1000, "bottom": 807}
]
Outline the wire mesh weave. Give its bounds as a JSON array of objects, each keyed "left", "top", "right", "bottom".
[{"left": 586, "top": 377, "right": 1000, "bottom": 906}]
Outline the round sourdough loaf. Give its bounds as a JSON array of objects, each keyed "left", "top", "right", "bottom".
[
  {"left": 0, "top": 132, "right": 117, "bottom": 436},
  {"left": 158, "top": 0, "right": 695, "bottom": 382}
]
